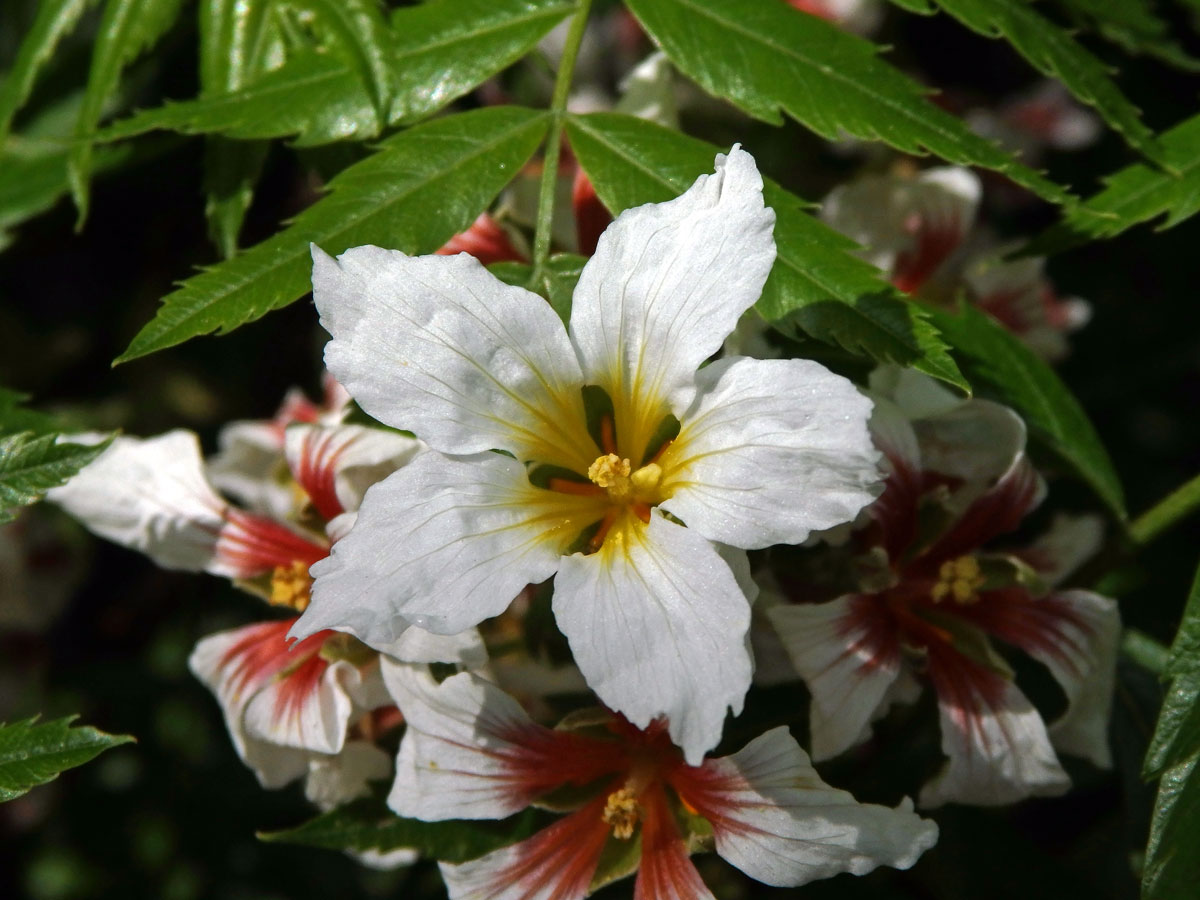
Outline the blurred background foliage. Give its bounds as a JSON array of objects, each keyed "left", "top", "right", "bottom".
[{"left": 1, "top": 0, "right": 1198, "bottom": 897}]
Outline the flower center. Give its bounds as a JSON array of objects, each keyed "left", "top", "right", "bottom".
[
  {"left": 931, "top": 555, "right": 984, "bottom": 605},
  {"left": 270, "top": 560, "right": 313, "bottom": 611},
  {"left": 586, "top": 453, "right": 663, "bottom": 505},
  {"left": 602, "top": 786, "right": 642, "bottom": 840}
]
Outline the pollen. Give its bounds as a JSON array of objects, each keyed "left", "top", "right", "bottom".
[
  {"left": 588, "top": 453, "right": 633, "bottom": 498},
  {"left": 270, "top": 560, "right": 313, "bottom": 611},
  {"left": 931, "top": 555, "right": 984, "bottom": 605},
  {"left": 602, "top": 787, "right": 642, "bottom": 840}
]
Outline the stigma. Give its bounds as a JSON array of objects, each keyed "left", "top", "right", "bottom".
[
  {"left": 602, "top": 786, "right": 642, "bottom": 839},
  {"left": 270, "top": 560, "right": 313, "bottom": 611},
  {"left": 931, "top": 555, "right": 984, "bottom": 605},
  {"left": 587, "top": 453, "right": 663, "bottom": 505}
]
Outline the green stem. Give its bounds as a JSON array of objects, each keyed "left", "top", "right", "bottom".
[
  {"left": 1121, "top": 628, "right": 1170, "bottom": 675},
  {"left": 1129, "top": 472, "right": 1200, "bottom": 546},
  {"left": 529, "top": 0, "right": 592, "bottom": 291}
]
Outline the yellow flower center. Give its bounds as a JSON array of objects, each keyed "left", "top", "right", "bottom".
[
  {"left": 586, "top": 453, "right": 663, "bottom": 505},
  {"left": 602, "top": 787, "right": 642, "bottom": 840},
  {"left": 270, "top": 560, "right": 313, "bottom": 611},
  {"left": 931, "top": 555, "right": 984, "bottom": 605}
]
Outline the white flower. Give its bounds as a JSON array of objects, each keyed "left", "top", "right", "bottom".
[
  {"left": 383, "top": 665, "right": 937, "bottom": 899},
  {"left": 292, "top": 147, "right": 881, "bottom": 764},
  {"left": 769, "top": 374, "right": 1120, "bottom": 805}
]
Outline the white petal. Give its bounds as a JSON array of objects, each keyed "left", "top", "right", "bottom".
[
  {"left": 767, "top": 596, "right": 901, "bottom": 760},
  {"left": 242, "top": 657, "right": 363, "bottom": 755},
  {"left": 868, "top": 365, "right": 960, "bottom": 419},
  {"left": 304, "top": 741, "right": 393, "bottom": 811},
  {"left": 293, "top": 451, "right": 571, "bottom": 647},
  {"left": 49, "top": 431, "right": 228, "bottom": 572},
  {"left": 439, "top": 799, "right": 611, "bottom": 900},
  {"left": 553, "top": 513, "right": 753, "bottom": 765},
  {"left": 677, "top": 727, "right": 937, "bottom": 886},
  {"left": 1019, "top": 513, "right": 1104, "bottom": 586},
  {"left": 188, "top": 624, "right": 311, "bottom": 788},
  {"left": 1025, "top": 590, "right": 1121, "bottom": 769},
  {"left": 660, "top": 357, "right": 879, "bottom": 549},
  {"left": 207, "top": 420, "right": 294, "bottom": 519},
  {"left": 921, "top": 663, "right": 1069, "bottom": 807},
  {"left": 382, "top": 626, "right": 489, "bottom": 669},
  {"left": 913, "top": 398, "right": 1029, "bottom": 488},
  {"left": 383, "top": 665, "right": 547, "bottom": 820},
  {"left": 614, "top": 51, "right": 678, "bottom": 128},
  {"left": 313, "top": 245, "right": 591, "bottom": 469},
  {"left": 284, "top": 422, "right": 422, "bottom": 518},
  {"left": 568, "top": 147, "right": 775, "bottom": 446}
]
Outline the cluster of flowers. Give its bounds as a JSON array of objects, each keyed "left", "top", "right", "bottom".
[{"left": 51, "top": 148, "right": 1118, "bottom": 898}]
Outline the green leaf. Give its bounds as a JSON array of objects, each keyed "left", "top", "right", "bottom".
[
  {"left": 287, "top": 0, "right": 394, "bottom": 120},
  {"left": 198, "top": 0, "right": 287, "bottom": 257},
  {"left": 0, "top": 0, "right": 98, "bottom": 144},
  {"left": 490, "top": 253, "right": 586, "bottom": 324},
  {"left": 0, "top": 716, "right": 133, "bottom": 802},
  {"left": 0, "top": 388, "right": 59, "bottom": 434},
  {"left": 565, "top": 112, "right": 969, "bottom": 391},
  {"left": 68, "top": 0, "right": 186, "bottom": 225},
  {"left": 1053, "top": 0, "right": 1200, "bottom": 72},
  {"left": 0, "top": 432, "right": 111, "bottom": 522},
  {"left": 895, "top": 0, "right": 1166, "bottom": 166},
  {"left": 115, "top": 106, "right": 549, "bottom": 363},
  {"left": 1028, "top": 112, "right": 1200, "bottom": 255},
  {"left": 622, "top": 0, "right": 1072, "bottom": 206},
  {"left": 100, "top": 0, "right": 575, "bottom": 146},
  {"left": 259, "top": 794, "right": 547, "bottom": 863},
  {"left": 924, "top": 303, "right": 1124, "bottom": 518},
  {"left": 1142, "top": 560, "right": 1200, "bottom": 899}
]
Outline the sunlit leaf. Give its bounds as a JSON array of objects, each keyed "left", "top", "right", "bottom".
[
  {"left": 68, "top": 0, "right": 186, "bottom": 225},
  {"left": 116, "top": 106, "right": 549, "bottom": 363},
  {"left": 623, "top": 0, "right": 1072, "bottom": 205},
  {"left": 925, "top": 302, "right": 1124, "bottom": 518},
  {"left": 0, "top": 432, "right": 111, "bottom": 523},
  {"left": 889, "top": 0, "right": 1167, "bottom": 165},
  {"left": 0, "top": 716, "right": 133, "bottom": 802},
  {"left": 100, "top": 0, "right": 575, "bottom": 146},
  {"left": 565, "top": 112, "right": 969, "bottom": 391}
]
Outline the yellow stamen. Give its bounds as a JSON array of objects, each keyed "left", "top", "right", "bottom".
[
  {"left": 270, "top": 560, "right": 313, "bottom": 611},
  {"left": 588, "top": 453, "right": 632, "bottom": 496},
  {"left": 931, "top": 555, "right": 984, "bottom": 605},
  {"left": 602, "top": 787, "right": 641, "bottom": 840}
]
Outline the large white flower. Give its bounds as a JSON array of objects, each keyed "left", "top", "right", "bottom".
[{"left": 293, "top": 147, "right": 880, "bottom": 764}]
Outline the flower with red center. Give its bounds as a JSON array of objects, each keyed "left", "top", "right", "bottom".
[
  {"left": 383, "top": 665, "right": 937, "bottom": 899},
  {"left": 820, "top": 166, "right": 980, "bottom": 297},
  {"left": 768, "top": 371, "right": 1120, "bottom": 806},
  {"left": 50, "top": 419, "right": 486, "bottom": 787}
]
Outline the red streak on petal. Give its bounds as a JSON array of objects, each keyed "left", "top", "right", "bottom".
[
  {"left": 955, "top": 588, "right": 1091, "bottom": 675},
  {"left": 633, "top": 783, "right": 710, "bottom": 900},
  {"left": 925, "top": 641, "right": 1009, "bottom": 755},
  {"left": 892, "top": 215, "right": 963, "bottom": 295},
  {"left": 488, "top": 795, "right": 612, "bottom": 900},
  {"left": 289, "top": 428, "right": 346, "bottom": 522},
  {"left": 916, "top": 457, "right": 1041, "bottom": 571},
  {"left": 219, "top": 619, "right": 330, "bottom": 701},
  {"left": 215, "top": 509, "right": 327, "bottom": 577},
  {"left": 492, "top": 721, "right": 629, "bottom": 801},
  {"left": 572, "top": 167, "right": 611, "bottom": 257},
  {"left": 867, "top": 448, "right": 924, "bottom": 561},
  {"left": 436, "top": 213, "right": 526, "bottom": 266}
]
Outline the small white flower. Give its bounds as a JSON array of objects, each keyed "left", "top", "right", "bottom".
[
  {"left": 293, "top": 147, "right": 881, "bottom": 764},
  {"left": 383, "top": 665, "right": 937, "bottom": 899}
]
